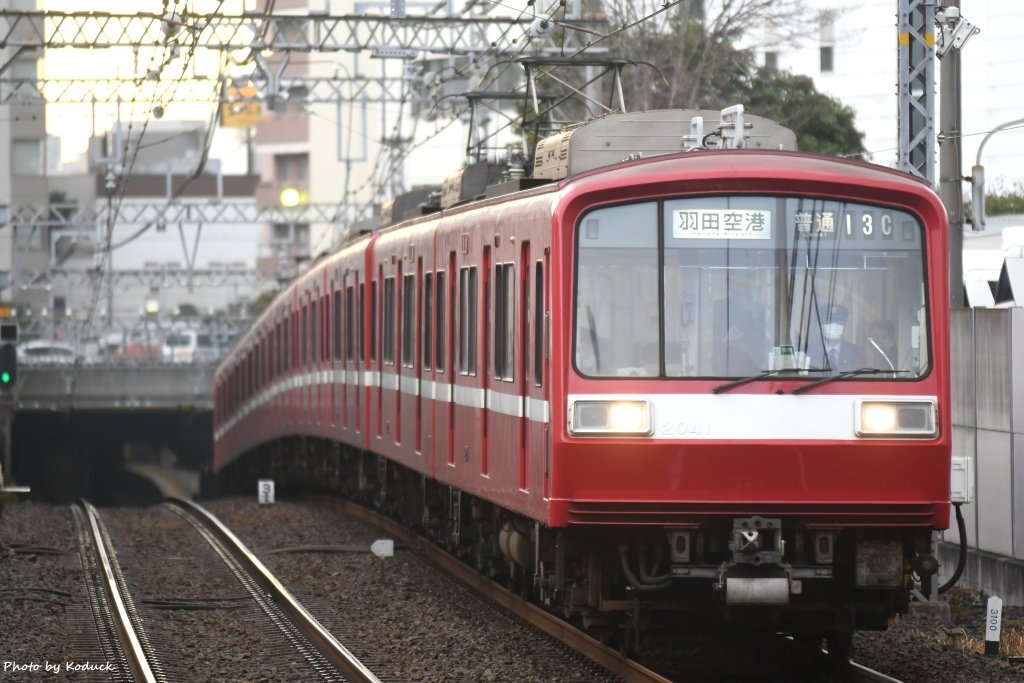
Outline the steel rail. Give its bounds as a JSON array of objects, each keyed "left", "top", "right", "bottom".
[
  {"left": 77, "top": 500, "right": 159, "bottom": 683},
  {"left": 337, "top": 496, "right": 911, "bottom": 682},
  {"left": 164, "top": 497, "right": 381, "bottom": 683},
  {"left": 847, "top": 660, "right": 906, "bottom": 683},
  {"left": 333, "top": 498, "right": 673, "bottom": 683}
]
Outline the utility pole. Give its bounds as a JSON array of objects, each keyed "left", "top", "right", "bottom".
[
  {"left": 899, "top": 0, "right": 978, "bottom": 308},
  {"left": 938, "top": 2, "right": 966, "bottom": 309}
]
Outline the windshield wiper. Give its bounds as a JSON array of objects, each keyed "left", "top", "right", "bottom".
[
  {"left": 712, "top": 368, "right": 839, "bottom": 395},
  {"left": 791, "top": 367, "right": 910, "bottom": 395},
  {"left": 712, "top": 370, "right": 780, "bottom": 394},
  {"left": 712, "top": 368, "right": 831, "bottom": 395}
]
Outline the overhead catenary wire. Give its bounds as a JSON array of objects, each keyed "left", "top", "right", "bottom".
[
  {"left": 308, "top": 0, "right": 687, "bottom": 257},
  {"left": 76, "top": 0, "right": 229, "bottom": 363}
]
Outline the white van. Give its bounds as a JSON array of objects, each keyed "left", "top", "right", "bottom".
[{"left": 162, "top": 330, "right": 218, "bottom": 364}]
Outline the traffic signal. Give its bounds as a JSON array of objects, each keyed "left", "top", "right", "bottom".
[{"left": 0, "top": 343, "right": 16, "bottom": 389}]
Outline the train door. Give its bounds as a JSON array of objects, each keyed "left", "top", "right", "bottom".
[
  {"left": 526, "top": 253, "right": 549, "bottom": 502},
  {"left": 481, "top": 244, "right": 492, "bottom": 478},
  {"left": 309, "top": 288, "right": 317, "bottom": 429},
  {"left": 420, "top": 262, "right": 437, "bottom": 475},
  {"left": 516, "top": 242, "right": 531, "bottom": 492},
  {"left": 333, "top": 282, "right": 343, "bottom": 433},
  {"left": 487, "top": 236, "right": 529, "bottom": 500},
  {"left": 300, "top": 294, "right": 309, "bottom": 428},
  {"left": 321, "top": 284, "right": 330, "bottom": 430},
  {"left": 399, "top": 261, "right": 413, "bottom": 453},
  {"left": 413, "top": 257, "right": 424, "bottom": 456},
  {"left": 320, "top": 286, "right": 328, "bottom": 430},
  {"left": 344, "top": 274, "right": 358, "bottom": 439},
  {"left": 438, "top": 252, "right": 455, "bottom": 471}
]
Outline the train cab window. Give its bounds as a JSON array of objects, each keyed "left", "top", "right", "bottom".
[
  {"left": 574, "top": 196, "right": 931, "bottom": 380},
  {"left": 436, "top": 271, "right": 446, "bottom": 372},
  {"left": 423, "top": 273, "right": 433, "bottom": 370},
  {"left": 576, "top": 203, "right": 659, "bottom": 377},
  {"left": 383, "top": 276, "right": 395, "bottom": 365},
  {"left": 402, "top": 273, "right": 415, "bottom": 367},
  {"left": 459, "top": 266, "right": 478, "bottom": 375}
]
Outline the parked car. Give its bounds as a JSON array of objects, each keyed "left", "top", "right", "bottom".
[
  {"left": 162, "top": 330, "right": 218, "bottom": 364},
  {"left": 17, "top": 340, "right": 79, "bottom": 365}
]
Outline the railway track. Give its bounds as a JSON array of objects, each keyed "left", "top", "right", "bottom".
[
  {"left": 847, "top": 660, "right": 905, "bottom": 683},
  {"left": 162, "top": 498, "right": 380, "bottom": 683},
  {"left": 329, "top": 496, "right": 909, "bottom": 683},
  {"left": 69, "top": 494, "right": 909, "bottom": 683},
  {"left": 71, "top": 500, "right": 159, "bottom": 683},
  {"left": 73, "top": 499, "right": 383, "bottom": 683}
]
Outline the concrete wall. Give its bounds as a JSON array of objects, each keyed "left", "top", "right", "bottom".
[{"left": 943, "top": 308, "right": 1024, "bottom": 604}]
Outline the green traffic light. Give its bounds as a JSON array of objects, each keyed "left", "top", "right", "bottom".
[{"left": 0, "top": 371, "right": 9, "bottom": 384}]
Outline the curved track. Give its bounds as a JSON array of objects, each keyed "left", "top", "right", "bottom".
[{"left": 164, "top": 498, "right": 380, "bottom": 683}]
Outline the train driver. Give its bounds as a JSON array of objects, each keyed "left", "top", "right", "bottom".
[{"left": 812, "top": 303, "right": 863, "bottom": 372}]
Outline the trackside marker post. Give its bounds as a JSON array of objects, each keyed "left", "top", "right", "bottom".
[
  {"left": 371, "top": 539, "right": 394, "bottom": 582},
  {"left": 985, "top": 595, "right": 1002, "bottom": 656},
  {"left": 258, "top": 479, "right": 275, "bottom": 505}
]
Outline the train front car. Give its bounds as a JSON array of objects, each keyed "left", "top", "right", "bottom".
[{"left": 546, "top": 138, "right": 950, "bottom": 652}]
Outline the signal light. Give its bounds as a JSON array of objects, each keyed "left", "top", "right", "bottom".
[{"left": 0, "top": 343, "right": 16, "bottom": 390}]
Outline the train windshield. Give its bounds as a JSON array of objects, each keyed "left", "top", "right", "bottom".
[{"left": 574, "top": 196, "right": 931, "bottom": 379}]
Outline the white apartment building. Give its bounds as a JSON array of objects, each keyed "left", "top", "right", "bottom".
[{"left": 764, "top": 1, "right": 1023, "bottom": 188}]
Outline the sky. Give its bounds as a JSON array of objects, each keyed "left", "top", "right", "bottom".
[
  {"left": 41, "top": 0, "right": 251, "bottom": 172},
  {"left": 37, "top": 2, "right": 1024, "bottom": 192}
]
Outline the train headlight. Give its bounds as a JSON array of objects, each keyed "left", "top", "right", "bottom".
[
  {"left": 855, "top": 400, "right": 937, "bottom": 437},
  {"left": 569, "top": 399, "right": 652, "bottom": 436}
]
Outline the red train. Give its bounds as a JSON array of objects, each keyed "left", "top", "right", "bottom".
[{"left": 214, "top": 108, "right": 951, "bottom": 656}]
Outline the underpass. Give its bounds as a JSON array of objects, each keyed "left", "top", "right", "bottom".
[{"left": 2, "top": 362, "right": 215, "bottom": 504}]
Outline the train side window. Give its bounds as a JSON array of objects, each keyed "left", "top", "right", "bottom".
[
  {"left": 494, "top": 263, "right": 514, "bottom": 381},
  {"left": 275, "top": 321, "right": 280, "bottom": 378},
  {"left": 436, "top": 271, "right": 446, "bottom": 372},
  {"left": 360, "top": 283, "right": 367, "bottom": 362},
  {"left": 423, "top": 273, "right": 433, "bottom": 370},
  {"left": 333, "top": 290, "right": 342, "bottom": 361},
  {"left": 383, "top": 276, "right": 395, "bottom": 365},
  {"left": 311, "top": 297, "right": 319, "bottom": 365},
  {"left": 324, "top": 294, "right": 330, "bottom": 362},
  {"left": 321, "top": 294, "right": 327, "bottom": 363},
  {"left": 285, "top": 313, "right": 291, "bottom": 370},
  {"left": 402, "top": 273, "right": 415, "bottom": 367},
  {"left": 345, "top": 286, "right": 355, "bottom": 361},
  {"left": 459, "top": 266, "right": 478, "bottom": 375},
  {"left": 312, "top": 294, "right": 319, "bottom": 364},
  {"left": 370, "top": 280, "right": 378, "bottom": 362},
  {"left": 534, "top": 261, "right": 544, "bottom": 387},
  {"left": 301, "top": 305, "right": 308, "bottom": 367}
]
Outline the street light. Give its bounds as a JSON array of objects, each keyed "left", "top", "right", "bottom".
[
  {"left": 279, "top": 186, "right": 306, "bottom": 208},
  {"left": 971, "top": 117, "right": 1024, "bottom": 231}
]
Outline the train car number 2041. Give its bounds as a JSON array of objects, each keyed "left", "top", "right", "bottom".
[{"left": 658, "top": 418, "right": 713, "bottom": 437}]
